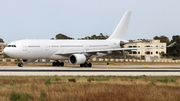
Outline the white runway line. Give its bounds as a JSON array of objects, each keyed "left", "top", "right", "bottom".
[
  {"left": 0, "top": 66, "right": 180, "bottom": 76},
  {"left": 0, "top": 72, "right": 179, "bottom": 76}
]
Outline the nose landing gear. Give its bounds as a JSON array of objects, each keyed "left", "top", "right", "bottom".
[
  {"left": 18, "top": 59, "right": 23, "bottom": 67},
  {"left": 18, "top": 63, "right": 23, "bottom": 67}
]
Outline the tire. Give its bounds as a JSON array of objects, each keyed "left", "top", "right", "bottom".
[
  {"left": 60, "top": 62, "right": 64, "bottom": 66},
  {"left": 18, "top": 63, "right": 21, "bottom": 67},
  {"left": 80, "top": 64, "right": 84, "bottom": 67},
  {"left": 18, "top": 63, "right": 23, "bottom": 67},
  {"left": 53, "top": 62, "right": 57, "bottom": 66},
  {"left": 56, "top": 62, "right": 61, "bottom": 66},
  {"left": 21, "top": 63, "right": 23, "bottom": 67},
  {"left": 88, "top": 63, "right": 92, "bottom": 67},
  {"left": 84, "top": 63, "right": 88, "bottom": 67}
]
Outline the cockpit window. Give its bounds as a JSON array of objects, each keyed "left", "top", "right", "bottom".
[{"left": 7, "top": 45, "right": 16, "bottom": 47}]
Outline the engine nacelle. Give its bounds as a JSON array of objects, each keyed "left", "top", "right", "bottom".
[
  {"left": 69, "top": 54, "right": 87, "bottom": 64},
  {"left": 22, "top": 59, "right": 36, "bottom": 62}
]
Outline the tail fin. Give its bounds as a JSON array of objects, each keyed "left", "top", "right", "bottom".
[{"left": 107, "top": 11, "right": 131, "bottom": 40}]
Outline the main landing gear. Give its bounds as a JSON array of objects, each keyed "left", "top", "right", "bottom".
[
  {"left": 52, "top": 60, "right": 64, "bottom": 66},
  {"left": 80, "top": 62, "right": 92, "bottom": 67}
]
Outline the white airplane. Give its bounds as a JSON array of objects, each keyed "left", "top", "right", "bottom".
[{"left": 3, "top": 11, "right": 175, "bottom": 67}]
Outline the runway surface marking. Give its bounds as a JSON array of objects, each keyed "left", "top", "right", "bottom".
[{"left": 0, "top": 66, "right": 180, "bottom": 76}]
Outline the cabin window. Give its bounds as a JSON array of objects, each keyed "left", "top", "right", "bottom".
[
  {"left": 7, "top": 45, "right": 12, "bottom": 47},
  {"left": 12, "top": 45, "right": 16, "bottom": 47},
  {"left": 7, "top": 45, "right": 16, "bottom": 48}
]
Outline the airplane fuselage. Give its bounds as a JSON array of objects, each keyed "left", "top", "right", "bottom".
[{"left": 5, "top": 39, "right": 121, "bottom": 61}]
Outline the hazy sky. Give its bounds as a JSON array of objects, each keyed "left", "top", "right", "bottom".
[{"left": 0, "top": 0, "right": 180, "bottom": 43}]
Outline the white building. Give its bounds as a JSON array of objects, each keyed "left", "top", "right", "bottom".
[{"left": 124, "top": 40, "right": 166, "bottom": 60}]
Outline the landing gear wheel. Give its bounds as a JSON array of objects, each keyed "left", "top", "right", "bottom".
[
  {"left": 56, "top": 62, "right": 61, "bottom": 66},
  {"left": 18, "top": 63, "right": 23, "bottom": 67},
  {"left": 80, "top": 62, "right": 92, "bottom": 67},
  {"left": 88, "top": 63, "right": 92, "bottom": 67},
  {"left": 80, "top": 64, "right": 84, "bottom": 67},
  {"left": 60, "top": 62, "right": 64, "bottom": 66},
  {"left": 52, "top": 62, "right": 57, "bottom": 66},
  {"left": 84, "top": 63, "right": 88, "bottom": 67},
  {"left": 52, "top": 61, "right": 64, "bottom": 67}
]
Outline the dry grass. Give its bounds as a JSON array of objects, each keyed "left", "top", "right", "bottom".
[{"left": 0, "top": 76, "right": 180, "bottom": 101}]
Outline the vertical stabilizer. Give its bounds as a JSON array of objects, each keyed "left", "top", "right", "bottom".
[{"left": 107, "top": 11, "right": 131, "bottom": 40}]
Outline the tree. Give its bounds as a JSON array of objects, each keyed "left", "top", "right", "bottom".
[
  {"left": 55, "top": 33, "right": 74, "bottom": 39},
  {"left": 159, "top": 51, "right": 167, "bottom": 57},
  {"left": 153, "top": 35, "right": 169, "bottom": 44},
  {"left": 167, "top": 35, "right": 180, "bottom": 57},
  {"left": 79, "top": 33, "right": 109, "bottom": 39},
  {"left": 0, "top": 38, "right": 4, "bottom": 43}
]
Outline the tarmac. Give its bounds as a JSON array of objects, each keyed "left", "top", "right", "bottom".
[{"left": 0, "top": 65, "right": 180, "bottom": 76}]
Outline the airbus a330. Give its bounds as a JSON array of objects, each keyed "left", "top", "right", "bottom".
[{"left": 3, "top": 11, "right": 175, "bottom": 67}]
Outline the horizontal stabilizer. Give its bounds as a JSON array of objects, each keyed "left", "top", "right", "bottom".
[{"left": 167, "top": 42, "right": 176, "bottom": 48}]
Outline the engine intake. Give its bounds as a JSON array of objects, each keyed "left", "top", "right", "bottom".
[{"left": 69, "top": 54, "right": 86, "bottom": 64}]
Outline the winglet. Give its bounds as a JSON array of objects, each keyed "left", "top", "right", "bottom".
[{"left": 167, "top": 42, "right": 176, "bottom": 48}]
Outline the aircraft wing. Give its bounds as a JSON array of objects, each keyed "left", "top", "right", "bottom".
[{"left": 55, "top": 42, "right": 176, "bottom": 55}]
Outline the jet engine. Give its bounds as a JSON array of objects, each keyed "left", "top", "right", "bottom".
[
  {"left": 22, "top": 59, "right": 36, "bottom": 62},
  {"left": 69, "top": 54, "right": 87, "bottom": 64}
]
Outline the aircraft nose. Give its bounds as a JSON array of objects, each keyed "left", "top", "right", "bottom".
[
  {"left": 3, "top": 48, "right": 13, "bottom": 57},
  {"left": 3, "top": 48, "right": 8, "bottom": 54}
]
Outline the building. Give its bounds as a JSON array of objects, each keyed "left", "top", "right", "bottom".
[
  {"left": 124, "top": 40, "right": 166, "bottom": 60},
  {"left": 0, "top": 43, "right": 8, "bottom": 58}
]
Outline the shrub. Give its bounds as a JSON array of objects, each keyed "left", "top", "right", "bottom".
[
  {"left": 55, "top": 78, "right": 61, "bottom": 81},
  {"left": 10, "top": 91, "right": 32, "bottom": 101},
  {"left": 170, "top": 78, "right": 176, "bottom": 82},
  {"left": 10, "top": 91, "right": 21, "bottom": 101},
  {"left": 40, "top": 91, "right": 46, "bottom": 98},
  {"left": 164, "top": 78, "right": 168, "bottom": 83},
  {"left": 44, "top": 78, "right": 51, "bottom": 86},
  {"left": 150, "top": 81, "right": 156, "bottom": 86}
]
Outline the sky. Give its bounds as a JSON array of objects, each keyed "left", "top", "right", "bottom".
[{"left": 0, "top": 0, "right": 180, "bottom": 43}]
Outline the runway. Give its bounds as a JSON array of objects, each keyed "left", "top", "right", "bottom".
[{"left": 0, "top": 66, "right": 180, "bottom": 76}]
